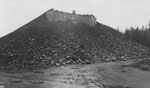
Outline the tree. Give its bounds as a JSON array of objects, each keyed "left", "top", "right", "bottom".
[{"left": 125, "top": 21, "right": 150, "bottom": 48}]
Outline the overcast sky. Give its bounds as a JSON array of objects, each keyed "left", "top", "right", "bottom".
[{"left": 0, "top": 0, "right": 150, "bottom": 37}]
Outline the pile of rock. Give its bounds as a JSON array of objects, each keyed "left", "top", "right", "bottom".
[{"left": 0, "top": 15, "right": 149, "bottom": 71}]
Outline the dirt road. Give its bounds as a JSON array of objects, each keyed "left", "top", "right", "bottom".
[{"left": 0, "top": 61, "right": 150, "bottom": 88}]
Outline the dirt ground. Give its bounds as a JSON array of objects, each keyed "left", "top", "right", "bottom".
[{"left": 0, "top": 60, "right": 150, "bottom": 88}]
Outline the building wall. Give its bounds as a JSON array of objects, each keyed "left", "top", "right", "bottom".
[{"left": 45, "top": 9, "right": 96, "bottom": 26}]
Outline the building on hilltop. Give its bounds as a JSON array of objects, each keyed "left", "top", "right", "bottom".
[{"left": 45, "top": 8, "right": 97, "bottom": 26}]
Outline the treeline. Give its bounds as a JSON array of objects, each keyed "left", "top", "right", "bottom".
[{"left": 125, "top": 23, "right": 150, "bottom": 48}]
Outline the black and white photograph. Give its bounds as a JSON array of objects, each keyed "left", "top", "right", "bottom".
[{"left": 0, "top": 0, "right": 150, "bottom": 88}]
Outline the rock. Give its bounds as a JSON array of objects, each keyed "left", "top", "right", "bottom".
[
  {"left": 9, "top": 78, "right": 22, "bottom": 83},
  {"left": 31, "top": 80, "right": 44, "bottom": 84},
  {"left": 0, "top": 85, "right": 5, "bottom": 88}
]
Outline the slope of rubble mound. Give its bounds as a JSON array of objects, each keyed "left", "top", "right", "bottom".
[{"left": 0, "top": 12, "right": 149, "bottom": 71}]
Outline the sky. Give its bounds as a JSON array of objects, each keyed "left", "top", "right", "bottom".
[{"left": 0, "top": 0, "right": 150, "bottom": 37}]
